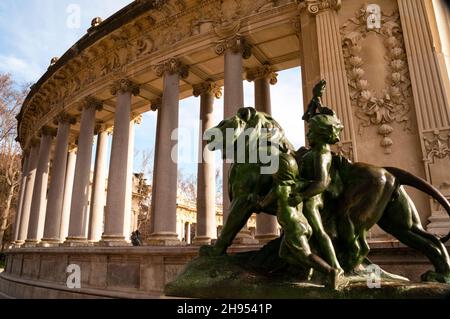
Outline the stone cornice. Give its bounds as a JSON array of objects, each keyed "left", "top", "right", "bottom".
[
  {"left": 192, "top": 80, "right": 222, "bottom": 99},
  {"left": 110, "top": 79, "right": 140, "bottom": 96},
  {"left": 214, "top": 35, "right": 252, "bottom": 60},
  {"left": 154, "top": 58, "right": 189, "bottom": 79},
  {"left": 299, "top": 0, "right": 342, "bottom": 15},
  {"left": 245, "top": 64, "right": 278, "bottom": 84}
]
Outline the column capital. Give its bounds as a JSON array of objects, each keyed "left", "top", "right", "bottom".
[
  {"left": 68, "top": 142, "right": 78, "bottom": 152},
  {"left": 39, "top": 126, "right": 57, "bottom": 137},
  {"left": 193, "top": 80, "right": 222, "bottom": 99},
  {"left": 214, "top": 34, "right": 252, "bottom": 60},
  {"left": 54, "top": 112, "right": 77, "bottom": 125},
  {"left": 245, "top": 64, "right": 278, "bottom": 85},
  {"left": 299, "top": 0, "right": 341, "bottom": 15},
  {"left": 154, "top": 58, "right": 189, "bottom": 79},
  {"left": 80, "top": 96, "right": 103, "bottom": 111},
  {"left": 131, "top": 113, "right": 143, "bottom": 125},
  {"left": 150, "top": 97, "right": 162, "bottom": 111},
  {"left": 95, "top": 122, "right": 113, "bottom": 135},
  {"left": 110, "top": 79, "right": 140, "bottom": 96},
  {"left": 29, "top": 137, "right": 41, "bottom": 148}
]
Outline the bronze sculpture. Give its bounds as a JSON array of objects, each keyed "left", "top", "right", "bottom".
[{"left": 200, "top": 80, "right": 450, "bottom": 286}]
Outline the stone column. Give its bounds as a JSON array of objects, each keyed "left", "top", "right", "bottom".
[
  {"left": 147, "top": 59, "right": 189, "bottom": 246},
  {"left": 100, "top": 79, "right": 139, "bottom": 246},
  {"left": 193, "top": 81, "right": 222, "bottom": 245},
  {"left": 297, "top": 1, "right": 358, "bottom": 160},
  {"left": 214, "top": 34, "right": 252, "bottom": 222},
  {"left": 41, "top": 114, "right": 75, "bottom": 246},
  {"left": 12, "top": 153, "right": 30, "bottom": 243},
  {"left": 185, "top": 223, "right": 191, "bottom": 244},
  {"left": 25, "top": 127, "right": 55, "bottom": 246},
  {"left": 60, "top": 146, "right": 77, "bottom": 241},
  {"left": 15, "top": 141, "right": 40, "bottom": 245},
  {"left": 246, "top": 65, "right": 281, "bottom": 243},
  {"left": 65, "top": 98, "right": 101, "bottom": 246},
  {"left": 88, "top": 125, "right": 110, "bottom": 243},
  {"left": 397, "top": 0, "right": 450, "bottom": 235}
]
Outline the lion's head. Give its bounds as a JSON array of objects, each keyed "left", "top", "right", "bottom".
[
  {"left": 205, "top": 107, "right": 295, "bottom": 161},
  {"left": 307, "top": 114, "right": 344, "bottom": 146}
]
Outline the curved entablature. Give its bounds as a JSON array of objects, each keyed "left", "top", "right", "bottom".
[{"left": 17, "top": 0, "right": 318, "bottom": 151}]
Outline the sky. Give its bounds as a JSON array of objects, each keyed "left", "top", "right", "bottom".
[{"left": 0, "top": 0, "right": 305, "bottom": 184}]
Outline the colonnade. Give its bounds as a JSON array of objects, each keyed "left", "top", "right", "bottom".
[{"left": 13, "top": 36, "right": 282, "bottom": 247}]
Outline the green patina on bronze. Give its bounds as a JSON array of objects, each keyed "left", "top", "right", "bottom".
[{"left": 166, "top": 80, "right": 450, "bottom": 298}]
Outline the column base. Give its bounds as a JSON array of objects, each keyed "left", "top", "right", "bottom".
[
  {"left": 61, "top": 237, "right": 90, "bottom": 247},
  {"left": 38, "top": 239, "right": 62, "bottom": 247},
  {"left": 13, "top": 241, "right": 25, "bottom": 248},
  {"left": 99, "top": 236, "right": 131, "bottom": 247},
  {"left": 427, "top": 212, "right": 450, "bottom": 237},
  {"left": 146, "top": 232, "right": 182, "bottom": 246},
  {"left": 232, "top": 230, "right": 259, "bottom": 245},
  {"left": 23, "top": 240, "right": 39, "bottom": 248},
  {"left": 255, "top": 233, "right": 279, "bottom": 244},
  {"left": 192, "top": 236, "right": 215, "bottom": 245}
]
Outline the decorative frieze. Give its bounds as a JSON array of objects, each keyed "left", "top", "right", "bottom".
[
  {"left": 193, "top": 80, "right": 222, "bottom": 99},
  {"left": 154, "top": 58, "right": 189, "bottom": 79},
  {"left": 245, "top": 64, "right": 278, "bottom": 85},
  {"left": 110, "top": 79, "right": 140, "bottom": 96}
]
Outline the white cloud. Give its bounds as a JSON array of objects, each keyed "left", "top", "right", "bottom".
[{"left": 0, "top": 54, "right": 42, "bottom": 83}]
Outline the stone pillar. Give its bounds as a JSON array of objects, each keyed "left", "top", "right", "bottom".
[
  {"left": 41, "top": 114, "right": 75, "bottom": 246},
  {"left": 100, "top": 79, "right": 139, "bottom": 246},
  {"left": 246, "top": 65, "right": 281, "bottom": 243},
  {"left": 25, "top": 127, "right": 55, "bottom": 246},
  {"left": 297, "top": 1, "right": 358, "bottom": 160},
  {"left": 192, "top": 81, "right": 222, "bottom": 245},
  {"left": 147, "top": 59, "right": 189, "bottom": 246},
  {"left": 60, "top": 147, "right": 77, "bottom": 241},
  {"left": 12, "top": 153, "right": 30, "bottom": 243},
  {"left": 16, "top": 142, "right": 40, "bottom": 245},
  {"left": 214, "top": 34, "right": 252, "bottom": 222},
  {"left": 185, "top": 223, "right": 191, "bottom": 244},
  {"left": 88, "top": 125, "right": 109, "bottom": 243},
  {"left": 65, "top": 98, "right": 101, "bottom": 246},
  {"left": 397, "top": 0, "right": 450, "bottom": 235}
]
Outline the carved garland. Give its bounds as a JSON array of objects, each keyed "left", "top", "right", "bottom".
[{"left": 341, "top": 6, "right": 412, "bottom": 154}]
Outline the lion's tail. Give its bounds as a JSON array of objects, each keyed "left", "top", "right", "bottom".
[{"left": 384, "top": 167, "right": 450, "bottom": 243}]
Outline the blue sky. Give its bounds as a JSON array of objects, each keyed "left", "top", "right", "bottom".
[{"left": 0, "top": 0, "right": 305, "bottom": 182}]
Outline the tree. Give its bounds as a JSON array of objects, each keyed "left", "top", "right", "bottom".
[{"left": 0, "top": 73, "right": 28, "bottom": 249}]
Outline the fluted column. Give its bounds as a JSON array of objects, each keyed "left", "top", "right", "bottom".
[
  {"left": 15, "top": 141, "right": 40, "bottom": 245},
  {"left": 60, "top": 146, "right": 77, "bottom": 242},
  {"left": 25, "top": 127, "right": 55, "bottom": 246},
  {"left": 147, "top": 59, "right": 189, "bottom": 246},
  {"left": 214, "top": 34, "right": 252, "bottom": 222},
  {"left": 397, "top": 0, "right": 450, "bottom": 235},
  {"left": 12, "top": 153, "right": 30, "bottom": 243},
  {"left": 40, "top": 114, "right": 75, "bottom": 246},
  {"left": 193, "top": 81, "right": 222, "bottom": 245},
  {"left": 65, "top": 98, "right": 101, "bottom": 246},
  {"left": 87, "top": 125, "right": 110, "bottom": 243},
  {"left": 246, "top": 65, "right": 281, "bottom": 243},
  {"left": 298, "top": 1, "right": 358, "bottom": 160},
  {"left": 100, "top": 79, "right": 139, "bottom": 246}
]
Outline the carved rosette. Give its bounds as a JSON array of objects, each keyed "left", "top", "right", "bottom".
[
  {"left": 245, "top": 64, "right": 278, "bottom": 85},
  {"left": 423, "top": 129, "right": 450, "bottom": 163},
  {"left": 214, "top": 35, "right": 252, "bottom": 60},
  {"left": 110, "top": 79, "right": 140, "bottom": 96},
  {"left": 192, "top": 80, "right": 222, "bottom": 99},
  {"left": 300, "top": 0, "right": 342, "bottom": 15},
  {"left": 150, "top": 98, "right": 162, "bottom": 112},
  {"left": 341, "top": 6, "right": 412, "bottom": 154},
  {"left": 154, "top": 58, "right": 189, "bottom": 79}
]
